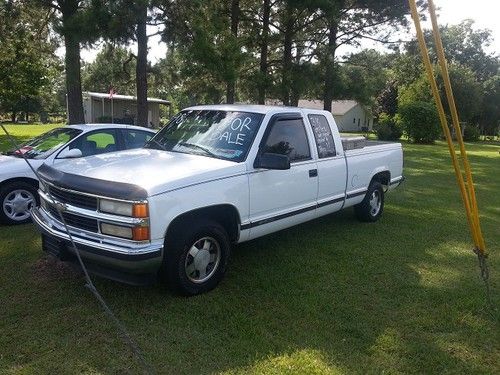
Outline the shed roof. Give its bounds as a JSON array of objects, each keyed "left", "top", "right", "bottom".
[{"left": 84, "top": 91, "right": 170, "bottom": 105}]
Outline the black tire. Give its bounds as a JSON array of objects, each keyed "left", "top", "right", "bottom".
[
  {"left": 163, "top": 218, "right": 230, "bottom": 296},
  {"left": 354, "top": 181, "right": 384, "bottom": 222},
  {"left": 0, "top": 181, "right": 39, "bottom": 225}
]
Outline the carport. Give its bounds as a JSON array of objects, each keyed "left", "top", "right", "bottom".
[{"left": 82, "top": 91, "right": 171, "bottom": 127}]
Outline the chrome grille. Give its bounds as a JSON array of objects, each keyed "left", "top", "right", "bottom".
[
  {"left": 48, "top": 185, "right": 98, "bottom": 210},
  {"left": 47, "top": 204, "right": 99, "bottom": 233}
]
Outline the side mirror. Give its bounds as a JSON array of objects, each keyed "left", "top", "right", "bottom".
[
  {"left": 254, "top": 152, "right": 290, "bottom": 170},
  {"left": 58, "top": 148, "right": 83, "bottom": 159}
]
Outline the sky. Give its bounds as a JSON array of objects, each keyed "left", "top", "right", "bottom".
[
  {"left": 423, "top": 0, "right": 499, "bottom": 52},
  {"left": 78, "top": 0, "right": 500, "bottom": 64}
]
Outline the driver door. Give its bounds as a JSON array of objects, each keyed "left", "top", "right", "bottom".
[{"left": 247, "top": 114, "right": 318, "bottom": 239}]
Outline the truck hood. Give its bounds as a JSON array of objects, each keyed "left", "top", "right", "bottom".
[{"left": 52, "top": 148, "right": 247, "bottom": 196}]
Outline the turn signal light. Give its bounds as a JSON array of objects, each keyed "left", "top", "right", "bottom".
[
  {"left": 132, "top": 203, "right": 149, "bottom": 218},
  {"left": 132, "top": 226, "right": 150, "bottom": 241}
]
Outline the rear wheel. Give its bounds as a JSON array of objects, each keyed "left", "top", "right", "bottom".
[
  {"left": 163, "top": 219, "right": 230, "bottom": 295},
  {"left": 0, "top": 181, "right": 38, "bottom": 225},
  {"left": 354, "top": 181, "right": 384, "bottom": 222}
]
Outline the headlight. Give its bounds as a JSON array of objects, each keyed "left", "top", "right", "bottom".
[
  {"left": 101, "top": 223, "right": 150, "bottom": 241},
  {"left": 99, "top": 199, "right": 148, "bottom": 217},
  {"left": 101, "top": 223, "right": 133, "bottom": 239},
  {"left": 100, "top": 199, "right": 133, "bottom": 216}
]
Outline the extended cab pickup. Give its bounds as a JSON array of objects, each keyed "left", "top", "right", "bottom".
[{"left": 32, "top": 105, "right": 404, "bottom": 295}]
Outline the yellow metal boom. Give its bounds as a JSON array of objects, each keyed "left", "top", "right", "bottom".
[{"left": 407, "top": 0, "right": 486, "bottom": 255}]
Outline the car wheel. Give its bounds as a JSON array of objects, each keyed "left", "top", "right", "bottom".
[
  {"left": 354, "top": 181, "right": 384, "bottom": 222},
  {"left": 0, "top": 181, "right": 39, "bottom": 225},
  {"left": 163, "top": 219, "right": 230, "bottom": 295}
]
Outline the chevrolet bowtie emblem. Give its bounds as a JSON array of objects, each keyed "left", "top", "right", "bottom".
[{"left": 54, "top": 201, "right": 68, "bottom": 212}]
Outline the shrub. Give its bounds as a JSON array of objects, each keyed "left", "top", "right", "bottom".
[
  {"left": 462, "top": 124, "right": 480, "bottom": 141},
  {"left": 374, "top": 113, "right": 403, "bottom": 141},
  {"left": 399, "top": 101, "right": 441, "bottom": 143}
]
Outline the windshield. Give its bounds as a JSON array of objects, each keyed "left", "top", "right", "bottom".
[
  {"left": 145, "top": 110, "right": 264, "bottom": 162},
  {"left": 4, "top": 127, "right": 82, "bottom": 159}
]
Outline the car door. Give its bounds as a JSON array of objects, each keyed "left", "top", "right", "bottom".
[{"left": 247, "top": 113, "right": 318, "bottom": 239}]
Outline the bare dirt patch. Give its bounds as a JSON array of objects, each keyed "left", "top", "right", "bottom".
[{"left": 32, "top": 255, "right": 83, "bottom": 282}]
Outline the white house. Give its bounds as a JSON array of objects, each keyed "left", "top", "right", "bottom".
[
  {"left": 297, "top": 99, "right": 373, "bottom": 132},
  {"left": 264, "top": 99, "right": 373, "bottom": 132},
  {"left": 81, "top": 92, "right": 171, "bottom": 128}
]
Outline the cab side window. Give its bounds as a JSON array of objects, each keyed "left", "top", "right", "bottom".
[{"left": 262, "top": 117, "right": 311, "bottom": 162}]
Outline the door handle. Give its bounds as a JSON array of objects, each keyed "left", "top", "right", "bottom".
[{"left": 309, "top": 169, "right": 318, "bottom": 177}]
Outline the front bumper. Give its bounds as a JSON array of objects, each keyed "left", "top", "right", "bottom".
[{"left": 32, "top": 207, "right": 164, "bottom": 285}]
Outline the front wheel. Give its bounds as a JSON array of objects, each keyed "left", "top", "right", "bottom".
[
  {"left": 163, "top": 219, "right": 230, "bottom": 295},
  {"left": 0, "top": 181, "right": 39, "bottom": 225},
  {"left": 354, "top": 181, "right": 384, "bottom": 222}
]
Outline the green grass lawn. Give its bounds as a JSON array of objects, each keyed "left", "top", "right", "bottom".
[{"left": 0, "top": 126, "right": 499, "bottom": 374}]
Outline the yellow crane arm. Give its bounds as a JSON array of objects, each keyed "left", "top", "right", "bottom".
[{"left": 407, "top": 0, "right": 486, "bottom": 255}]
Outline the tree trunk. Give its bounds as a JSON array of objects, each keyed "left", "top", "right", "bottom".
[
  {"left": 281, "top": 7, "right": 294, "bottom": 106},
  {"left": 63, "top": 31, "right": 85, "bottom": 124},
  {"left": 290, "top": 44, "right": 303, "bottom": 107},
  {"left": 136, "top": 4, "right": 148, "bottom": 127},
  {"left": 226, "top": 0, "right": 240, "bottom": 104},
  {"left": 258, "top": 0, "right": 270, "bottom": 104},
  {"left": 11, "top": 112, "right": 16, "bottom": 123},
  {"left": 323, "top": 20, "right": 338, "bottom": 112}
]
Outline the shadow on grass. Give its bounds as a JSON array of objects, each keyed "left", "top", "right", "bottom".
[{"left": 2, "top": 202, "right": 496, "bottom": 374}]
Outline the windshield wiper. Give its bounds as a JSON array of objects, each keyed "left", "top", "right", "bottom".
[{"left": 178, "top": 142, "right": 216, "bottom": 158}]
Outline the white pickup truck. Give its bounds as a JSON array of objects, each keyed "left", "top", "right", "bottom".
[{"left": 32, "top": 105, "right": 404, "bottom": 295}]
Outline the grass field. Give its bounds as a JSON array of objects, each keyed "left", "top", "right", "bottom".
[
  {"left": 0, "top": 124, "right": 62, "bottom": 151},
  {"left": 0, "top": 125, "right": 499, "bottom": 374}
]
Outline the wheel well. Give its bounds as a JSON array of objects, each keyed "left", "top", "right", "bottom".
[
  {"left": 1, "top": 177, "right": 39, "bottom": 191},
  {"left": 371, "top": 171, "right": 390, "bottom": 187},
  {"left": 166, "top": 204, "right": 241, "bottom": 243}
]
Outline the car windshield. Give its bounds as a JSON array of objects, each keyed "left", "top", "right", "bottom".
[
  {"left": 145, "top": 110, "right": 264, "bottom": 162},
  {"left": 3, "top": 127, "right": 82, "bottom": 159}
]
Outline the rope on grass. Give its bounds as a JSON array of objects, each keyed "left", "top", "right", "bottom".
[
  {"left": 0, "top": 123, "right": 155, "bottom": 374},
  {"left": 473, "top": 248, "right": 497, "bottom": 318}
]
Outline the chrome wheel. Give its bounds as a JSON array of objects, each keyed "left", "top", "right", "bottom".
[
  {"left": 369, "top": 190, "right": 381, "bottom": 217},
  {"left": 184, "top": 236, "right": 221, "bottom": 284},
  {"left": 3, "top": 189, "right": 35, "bottom": 221}
]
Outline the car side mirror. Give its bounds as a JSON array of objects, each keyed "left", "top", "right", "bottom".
[
  {"left": 58, "top": 148, "right": 83, "bottom": 159},
  {"left": 254, "top": 152, "right": 290, "bottom": 170}
]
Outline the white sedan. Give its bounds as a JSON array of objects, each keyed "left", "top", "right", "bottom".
[{"left": 0, "top": 124, "right": 155, "bottom": 225}]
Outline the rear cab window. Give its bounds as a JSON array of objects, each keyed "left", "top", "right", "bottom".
[{"left": 308, "top": 114, "right": 336, "bottom": 158}]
